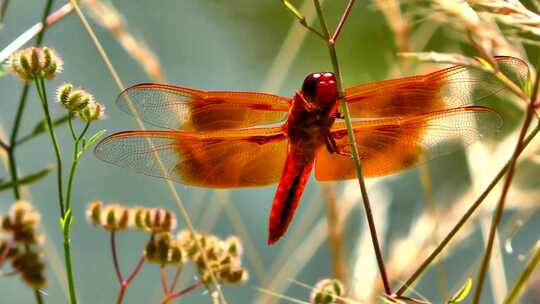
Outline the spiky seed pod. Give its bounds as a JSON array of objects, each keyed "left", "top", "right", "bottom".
[
  {"left": 78, "top": 101, "right": 105, "bottom": 122},
  {"left": 221, "top": 267, "right": 248, "bottom": 285},
  {"left": 132, "top": 207, "right": 147, "bottom": 230},
  {"left": 11, "top": 251, "right": 46, "bottom": 289},
  {"left": 8, "top": 47, "right": 63, "bottom": 81},
  {"left": 144, "top": 233, "right": 177, "bottom": 265},
  {"left": 4, "top": 201, "right": 43, "bottom": 245},
  {"left": 102, "top": 204, "right": 130, "bottom": 231},
  {"left": 225, "top": 236, "right": 243, "bottom": 258},
  {"left": 310, "top": 278, "right": 345, "bottom": 304},
  {"left": 56, "top": 84, "right": 92, "bottom": 113},
  {"left": 86, "top": 200, "right": 103, "bottom": 226},
  {"left": 143, "top": 208, "right": 177, "bottom": 233}
]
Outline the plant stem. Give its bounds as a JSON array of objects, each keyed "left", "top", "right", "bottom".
[
  {"left": 34, "top": 77, "right": 79, "bottom": 304},
  {"left": 396, "top": 121, "right": 540, "bottom": 296},
  {"left": 472, "top": 65, "right": 540, "bottom": 304},
  {"left": 65, "top": 117, "right": 90, "bottom": 212},
  {"left": 7, "top": 85, "right": 30, "bottom": 200},
  {"left": 503, "top": 242, "right": 540, "bottom": 304},
  {"left": 311, "top": 0, "right": 392, "bottom": 295},
  {"left": 321, "top": 184, "right": 346, "bottom": 284},
  {"left": 111, "top": 231, "right": 146, "bottom": 304},
  {"left": 161, "top": 278, "right": 204, "bottom": 304},
  {"left": 34, "top": 78, "right": 65, "bottom": 217},
  {"left": 33, "top": 289, "right": 43, "bottom": 304}
]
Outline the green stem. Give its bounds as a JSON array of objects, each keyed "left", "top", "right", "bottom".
[
  {"left": 33, "top": 288, "right": 43, "bottom": 304},
  {"left": 34, "top": 78, "right": 65, "bottom": 217},
  {"left": 63, "top": 225, "right": 78, "bottom": 304},
  {"left": 503, "top": 242, "right": 540, "bottom": 304},
  {"left": 7, "top": 85, "right": 30, "bottom": 200},
  {"left": 312, "top": 0, "right": 392, "bottom": 295},
  {"left": 34, "top": 78, "right": 78, "bottom": 304},
  {"left": 396, "top": 120, "right": 540, "bottom": 296},
  {"left": 472, "top": 65, "right": 540, "bottom": 304},
  {"left": 65, "top": 116, "right": 90, "bottom": 212}
]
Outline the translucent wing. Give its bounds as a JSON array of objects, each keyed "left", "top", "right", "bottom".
[
  {"left": 344, "top": 56, "right": 529, "bottom": 118},
  {"left": 117, "top": 83, "right": 291, "bottom": 131},
  {"left": 315, "top": 106, "right": 502, "bottom": 181},
  {"left": 95, "top": 127, "right": 288, "bottom": 187}
]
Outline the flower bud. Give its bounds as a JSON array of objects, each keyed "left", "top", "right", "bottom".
[
  {"left": 78, "top": 101, "right": 105, "bottom": 122},
  {"left": 86, "top": 200, "right": 103, "bottom": 226},
  {"left": 310, "top": 278, "right": 344, "bottom": 304},
  {"left": 8, "top": 47, "right": 62, "bottom": 81},
  {"left": 103, "top": 204, "right": 130, "bottom": 231}
]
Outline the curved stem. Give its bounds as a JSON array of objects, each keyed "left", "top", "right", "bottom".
[
  {"left": 312, "top": 0, "right": 392, "bottom": 295},
  {"left": 34, "top": 78, "right": 65, "bottom": 216},
  {"left": 110, "top": 231, "right": 123, "bottom": 283},
  {"left": 65, "top": 118, "right": 90, "bottom": 212},
  {"left": 33, "top": 289, "right": 43, "bottom": 304}
]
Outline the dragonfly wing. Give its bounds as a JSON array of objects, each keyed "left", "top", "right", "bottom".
[
  {"left": 95, "top": 127, "right": 288, "bottom": 187},
  {"left": 344, "top": 56, "right": 529, "bottom": 118},
  {"left": 117, "top": 83, "right": 291, "bottom": 131},
  {"left": 315, "top": 106, "right": 502, "bottom": 181}
]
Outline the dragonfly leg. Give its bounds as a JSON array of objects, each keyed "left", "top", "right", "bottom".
[
  {"left": 325, "top": 135, "right": 352, "bottom": 158},
  {"left": 296, "top": 91, "right": 317, "bottom": 112},
  {"left": 332, "top": 111, "right": 344, "bottom": 119}
]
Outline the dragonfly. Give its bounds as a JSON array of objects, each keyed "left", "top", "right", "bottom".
[{"left": 95, "top": 56, "right": 528, "bottom": 245}]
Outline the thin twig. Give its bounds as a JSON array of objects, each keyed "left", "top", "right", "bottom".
[
  {"left": 472, "top": 62, "right": 540, "bottom": 304},
  {"left": 311, "top": 0, "right": 392, "bottom": 295},
  {"left": 161, "top": 278, "right": 204, "bottom": 304},
  {"left": 110, "top": 231, "right": 123, "bottom": 283},
  {"left": 67, "top": 2, "right": 227, "bottom": 302}
]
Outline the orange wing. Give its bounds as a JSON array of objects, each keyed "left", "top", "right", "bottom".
[
  {"left": 116, "top": 83, "right": 291, "bottom": 131},
  {"left": 94, "top": 127, "right": 288, "bottom": 188},
  {"left": 315, "top": 106, "right": 501, "bottom": 181},
  {"left": 344, "top": 56, "right": 529, "bottom": 118}
]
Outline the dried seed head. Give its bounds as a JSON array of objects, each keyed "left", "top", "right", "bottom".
[
  {"left": 56, "top": 83, "right": 92, "bottom": 112},
  {"left": 78, "top": 101, "right": 105, "bottom": 122},
  {"left": 175, "top": 230, "right": 248, "bottom": 285},
  {"left": 143, "top": 233, "right": 181, "bottom": 265},
  {"left": 4, "top": 201, "right": 43, "bottom": 245},
  {"left": 11, "top": 251, "right": 46, "bottom": 289},
  {"left": 132, "top": 207, "right": 147, "bottom": 230},
  {"left": 86, "top": 200, "right": 103, "bottom": 226},
  {"left": 103, "top": 204, "right": 130, "bottom": 231},
  {"left": 8, "top": 47, "right": 63, "bottom": 81},
  {"left": 310, "top": 278, "right": 344, "bottom": 304},
  {"left": 143, "top": 208, "right": 177, "bottom": 233}
]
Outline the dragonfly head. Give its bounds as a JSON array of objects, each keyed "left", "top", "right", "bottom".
[{"left": 301, "top": 72, "right": 338, "bottom": 109}]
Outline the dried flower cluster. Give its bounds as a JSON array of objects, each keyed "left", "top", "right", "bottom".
[
  {"left": 176, "top": 231, "right": 248, "bottom": 285},
  {"left": 0, "top": 201, "right": 46, "bottom": 288},
  {"left": 86, "top": 201, "right": 248, "bottom": 286},
  {"left": 310, "top": 278, "right": 345, "bottom": 304},
  {"left": 7, "top": 47, "right": 63, "bottom": 81},
  {"left": 56, "top": 83, "right": 105, "bottom": 122}
]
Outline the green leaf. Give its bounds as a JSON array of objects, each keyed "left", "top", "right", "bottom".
[
  {"left": 60, "top": 209, "right": 73, "bottom": 231},
  {"left": 17, "top": 114, "right": 70, "bottom": 145},
  {"left": 0, "top": 166, "right": 52, "bottom": 191},
  {"left": 448, "top": 278, "right": 473, "bottom": 304},
  {"left": 82, "top": 129, "right": 106, "bottom": 153}
]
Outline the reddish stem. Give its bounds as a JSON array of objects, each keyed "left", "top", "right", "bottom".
[
  {"left": 330, "top": 0, "right": 356, "bottom": 44},
  {"left": 169, "top": 265, "right": 183, "bottom": 292},
  {"left": 110, "top": 231, "right": 124, "bottom": 283},
  {"left": 161, "top": 278, "right": 204, "bottom": 304},
  {"left": 0, "top": 241, "right": 13, "bottom": 269},
  {"left": 160, "top": 266, "right": 168, "bottom": 294},
  {"left": 111, "top": 230, "right": 146, "bottom": 304}
]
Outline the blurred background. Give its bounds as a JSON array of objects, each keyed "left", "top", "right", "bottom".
[{"left": 0, "top": 1, "right": 539, "bottom": 303}]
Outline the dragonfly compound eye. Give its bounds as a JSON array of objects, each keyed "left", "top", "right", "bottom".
[{"left": 301, "top": 72, "right": 336, "bottom": 102}]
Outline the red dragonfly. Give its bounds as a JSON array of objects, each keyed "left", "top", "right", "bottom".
[{"left": 95, "top": 56, "right": 528, "bottom": 245}]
